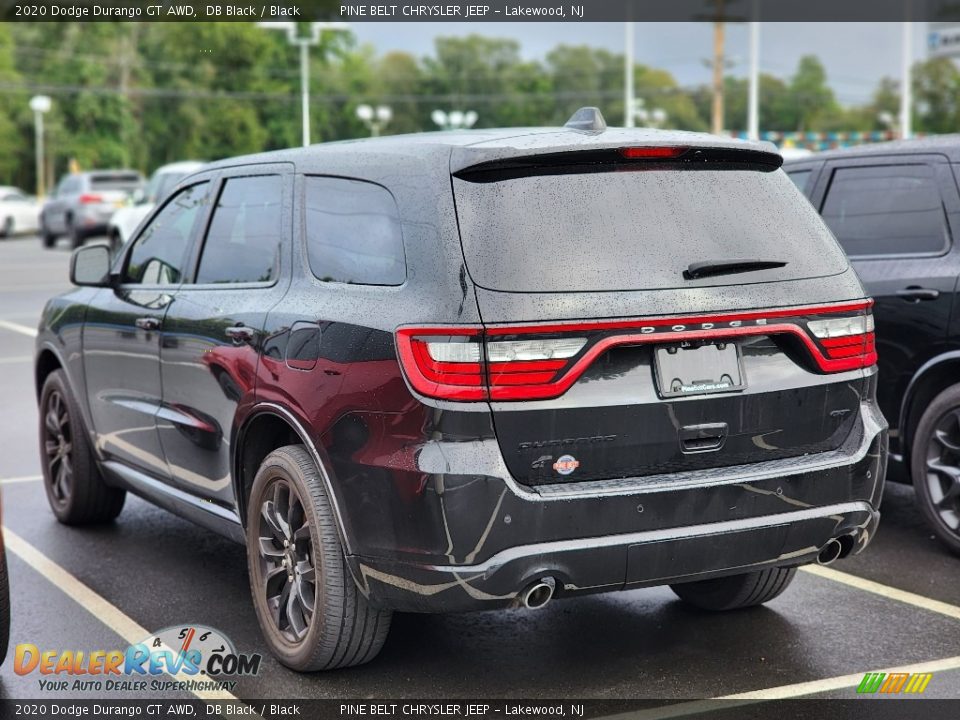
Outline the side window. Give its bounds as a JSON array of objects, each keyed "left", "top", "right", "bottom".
[
  {"left": 123, "top": 182, "right": 210, "bottom": 286},
  {"left": 305, "top": 176, "right": 406, "bottom": 286},
  {"left": 785, "top": 169, "right": 812, "bottom": 196},
  {"left": 821, "top": 164, "right": 949, "bottom": 256},
  {"left": 195, "top": 175, "right": 283, "bottom": 284}
]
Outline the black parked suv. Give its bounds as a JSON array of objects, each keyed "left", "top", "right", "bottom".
[
  {"left": 786, "top": 139, "right": 960, "bottom": 556},
  {"left": 36, "top": 110, "right": 887, "bottom": 671}
]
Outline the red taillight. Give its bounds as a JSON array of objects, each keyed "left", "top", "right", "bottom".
[
  {"left": 396, "top": 302, "right": 877, "bottom": 402},
  {"left": 620, "top": 146, "right": 687, "bottom": 159},
  {"left": 806, "top": 312, "right": 877, "bottom": 370},
  {"left": 78, "top": 194, "right": 103, "bottom": 204},
  {"left": 395, "top": 329, "right": 585, "bottom": 401},
  {"left": 395, "top": 328, "right": 486, "bottom": 401}
]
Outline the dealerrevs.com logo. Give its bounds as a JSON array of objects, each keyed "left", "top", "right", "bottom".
[{"left": 14, "top": 625, "right": 261, "bottom": 693}]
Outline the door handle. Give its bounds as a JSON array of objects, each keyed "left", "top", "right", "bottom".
[
  {"left": 225, "top": 325, "right": 256, "bottom": 343},
  {"left": 896, "top": 287, "right": 940, "bottom": 302},
  {"left": 135, "top": 316, "right": 161, "bottom": 331}
]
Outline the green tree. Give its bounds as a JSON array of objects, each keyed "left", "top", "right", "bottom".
[
  {"left": 788, "top": 55, "right": 837, "bottom": 131},
  {"left": 0, "top": 24, "right": 26, "bottom": 187},
  {"left": 913, "top": 57, "right": 960, "bottom": 134}
]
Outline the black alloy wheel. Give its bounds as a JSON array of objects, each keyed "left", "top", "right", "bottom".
[
  {"left": 912, "top": 383, "right": 960, "bottom": 556},
  {"left": 42, "top": 389, "right": 73, "bottom": 509},
  {"left": 38, "top": 370, "right": 126, "bottom": 524},
  {"left": 922, "top": 409, "right": 960, "bottom": 540},
  {"left": 257, "top": 478, "right": 317, "bottom": 643},
  {"left": 246, "top": 445, "right": 391, "bottom": 671}
]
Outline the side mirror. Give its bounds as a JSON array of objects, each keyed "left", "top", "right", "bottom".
[
  {"left": 70, "top": 245, "right": 113, "bottom": 287},
  {"left": 132, "top": 188, "right": 146, "bottom": 205}
]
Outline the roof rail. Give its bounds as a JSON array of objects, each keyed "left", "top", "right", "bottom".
[{"left": 564, "top": 107, "right": 607, "bottom": 134}]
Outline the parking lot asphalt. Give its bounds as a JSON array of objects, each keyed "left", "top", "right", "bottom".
[{"left": 0, "top": 235, "right": 958, "bottom": 708}]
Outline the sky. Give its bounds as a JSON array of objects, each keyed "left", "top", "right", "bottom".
[{"left": 351, "top": 22, "right": 931, "bottom": 105}]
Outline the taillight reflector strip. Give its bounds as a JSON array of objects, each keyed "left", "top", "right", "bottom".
[{"left": 395, "top": 301, "right": 877, "bottom": 402}]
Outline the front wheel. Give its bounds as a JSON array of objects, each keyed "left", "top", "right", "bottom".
[
  {"left": 670, "top": 566, "right": 797, "bottom": 611},
  {"left": 39, "top": 370, "right": 125, "bottom": 524},
  {"left": 0, "top": 217, "right": 12, "bottom": 238},
  {"left": 911, "top": 384, "right": 960, "bottom": 556},
  {"left": 246, "top": 445, "right": 391, "bottom": 671}
]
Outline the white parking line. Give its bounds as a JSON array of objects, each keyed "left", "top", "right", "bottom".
[
  {"left": 0, "top": 319, "right": 38, "bottom": 337},
  {"left": 2, "top": 527, "right": 244, "bottom": 705},
  {"left": 0, "top": 355, "right": 32, "bottom": 364},
  {"left": 800, "top": 564, "right": 960, "bottom": 621},
  {"left": 0, "top": 475, "right": 41, "bottom": 485},
  {"left": 614, "top": 655, "right": 960, "bottom": 719}
]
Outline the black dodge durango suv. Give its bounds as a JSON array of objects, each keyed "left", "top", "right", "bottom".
[{"left": 36, "top": 110, "right": 887, "bottom": 671}]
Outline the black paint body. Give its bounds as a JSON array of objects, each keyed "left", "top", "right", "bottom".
[
  {"left": 787, "top": 139, "right": 960, "bottom": 470},
  {"left": 36, "top": 128, "right": 886, "bottom": 612}
]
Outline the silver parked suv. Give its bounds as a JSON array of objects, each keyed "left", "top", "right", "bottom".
[{"left": 40, "top": 170, "right": 144, "bottom": 249}]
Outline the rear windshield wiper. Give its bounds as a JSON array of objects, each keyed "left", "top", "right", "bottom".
[{"left": 683, "top": 259, "right": 787, "bottom": 280}]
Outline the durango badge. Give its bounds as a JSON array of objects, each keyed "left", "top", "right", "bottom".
[{"left": 552, "top": 454, "right": 580, "bottom": 476}]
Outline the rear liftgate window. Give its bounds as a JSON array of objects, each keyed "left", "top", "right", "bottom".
[{"left": 452, "top": 147, "right": 848, "bottom": 293}]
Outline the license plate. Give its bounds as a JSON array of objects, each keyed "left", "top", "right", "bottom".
[{"left": 654, "top": 342, "right": 745, "bottom": 398}]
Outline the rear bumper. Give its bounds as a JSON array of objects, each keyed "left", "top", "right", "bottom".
[{"left": 347, "top": 401, "right": 887, "bottom": 613}]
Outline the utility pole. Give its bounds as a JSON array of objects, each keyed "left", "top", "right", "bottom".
[{"left": 712, "top": 9, "right": 726, "bottom": 135}]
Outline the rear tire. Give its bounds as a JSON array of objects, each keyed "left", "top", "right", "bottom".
[
  {"left": 246, "top": 445, "right": 391, "bottom": 671},
  {"left": 911, "top": 383, "right": 960, "bottom": 556},
  {"left": 39, "top": 370, "right": 126, "bottom": 525},
  {"left": 670, "top": 566, "right": 797, "bottom": 611},
  {"left": 41, "top": 219, "right": 57, "bottom": 248},
  {"left": 68, "top": 219, "right": 84, "bottom": 249}
]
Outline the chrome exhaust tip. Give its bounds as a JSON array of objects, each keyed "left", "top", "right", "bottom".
[
  {"left": 817, "top": 538, "right": 843, "bottom": 566},
  {"left": 521, "top": 577, "right": 556, "bottom": 609}
]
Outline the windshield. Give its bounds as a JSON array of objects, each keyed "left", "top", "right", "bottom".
[{"left": 453, "top": 167, "right": 848, "bottom": 293}]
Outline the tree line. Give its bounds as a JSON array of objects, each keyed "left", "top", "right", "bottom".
[{"left": 0, "top": 22, "right": 957, "bottom": 190}]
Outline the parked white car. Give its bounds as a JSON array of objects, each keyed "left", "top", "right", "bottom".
[
  {"left": 107, "top": 160, "right": 206, "bottom": 251},
  {"left": 0, "top": 186, "right": 41, "bottom": 238}
]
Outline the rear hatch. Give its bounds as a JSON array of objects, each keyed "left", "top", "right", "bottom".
[
  {"left": 399, "top": 143, "right": 875, "bottom": 485},
  {"left": 88, "top": 172, "right": 143, "bottom": 210}
]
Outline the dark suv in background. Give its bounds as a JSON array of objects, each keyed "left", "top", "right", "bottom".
[
  {"left": 36, "top": 110, "right": 886, "bottom": 671},
  {"left": 787, "top": 139, "right": 960, "bottom": 555}
]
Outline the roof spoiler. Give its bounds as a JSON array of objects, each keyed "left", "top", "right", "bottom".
[{"left": 454, "top": 146, "right": 784, "bottom": 183}]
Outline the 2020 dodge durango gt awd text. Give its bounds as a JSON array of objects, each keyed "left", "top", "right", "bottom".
[{"left": 34, "top": 115, "right": 888, "bottom": 671}]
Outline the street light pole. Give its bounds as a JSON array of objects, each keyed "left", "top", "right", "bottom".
[
  {"left": 356, "top": 104, "right": 393, "bottom": 137},
  {"left": 299, "top": 39, "right": 311, "bottom": 147},
  {"left": 258, "top": 21, "right": 350, "bottom": 147},
  {"left": 901, "top": 20, "right": 913, "bottom": 140},
  {"left": 29, "top": 95, "right": 51, "bottom": 199}
]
